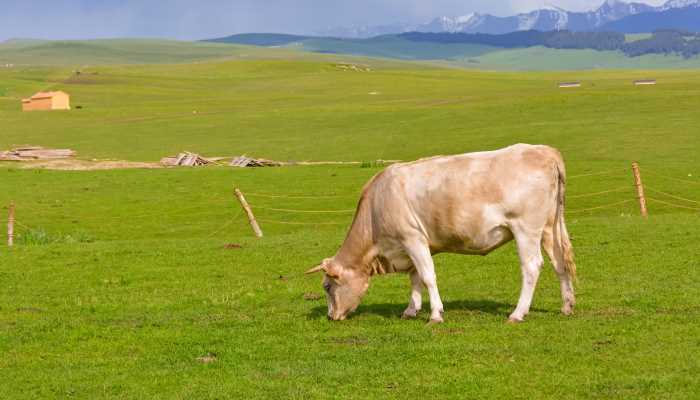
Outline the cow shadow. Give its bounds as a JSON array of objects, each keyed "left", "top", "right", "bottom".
[{"left": 308, "top": 299, "right": 550, "bottom": 320}]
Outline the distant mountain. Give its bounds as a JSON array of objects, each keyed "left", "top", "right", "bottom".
[
  {"left": 602, "top": 7, "right": 700, "bottom": 33},
  {"left": 317, "top": 0, "right": 700, "bottom": 38},
  {"left": 417, "top": 1, "right": 654, "bottom": 35},
  {"left": 317, "top": 23, "right": 417, "bottom": 39},
  {"left": 659, "top": 0, "right": 700, "bottom": 11},
  {"left": 206, "top": 33, "right": 311, "bottom": 46}
]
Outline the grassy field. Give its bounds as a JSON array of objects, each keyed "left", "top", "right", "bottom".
[
  {"left": 1, "top": 52, "right": 700, "bottom": 398},
  {"left": 455, "top": 46, "right": 700, "bottom": 70},
  {"left": 7, "top": 37, "right": 700, "bottom": 71},
  {"left": 0, "top": 39, "right": 324, "bottom": 66}
]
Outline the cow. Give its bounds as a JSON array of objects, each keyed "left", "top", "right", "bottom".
[{"left": 306, "top": 144, "right": 576, "bottom": 324}]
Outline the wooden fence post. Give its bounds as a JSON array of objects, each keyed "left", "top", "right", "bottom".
[
  {"left": 234, "top": 188, "right": 263, "bottom": 238},
  {"left": 632, "top": 162, "right": 648, "bottom": 218},
  {"left": 7, "top": 201, "right": 15, "bottom": 246}
]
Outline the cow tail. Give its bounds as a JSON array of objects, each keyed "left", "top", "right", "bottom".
[{"left": 555, "top": 161, "right": 577, "bottom": 283}]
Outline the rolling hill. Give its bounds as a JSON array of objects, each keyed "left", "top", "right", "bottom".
[
  {"left": 208, "top": 33, "right": 700, "bottom": 70},
  {"left": 2, "top": 39, "right": 700, "bottom": 400},
  {"left": 0, "top": 39, "right": 293, "bottom": 65}
]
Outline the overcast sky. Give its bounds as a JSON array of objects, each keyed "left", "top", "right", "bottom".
[{"left": 0, "top": 0, "right": 668, "bottom": 42}]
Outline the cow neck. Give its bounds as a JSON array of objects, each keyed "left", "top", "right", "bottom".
[{"left": 334, "top": 193, "right": 374, "bottom": 275}]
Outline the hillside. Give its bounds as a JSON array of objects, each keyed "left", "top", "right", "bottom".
[
  {"left": 455, "top": 46, "right": 700, "bottom": 70},
  {"left": 208, "top": 32, "right": 700, "bottom": 70},
  {"left": 0, "top": 39, "right": 290, "bottom": 65},
  {"left": 2, "top": 54, "right": 699, "bottom": 399},
  {"left": 2, "top": 57, "right": 699, "bottom": 163}
]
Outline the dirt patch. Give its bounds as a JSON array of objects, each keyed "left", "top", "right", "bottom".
[
  {"left": 303, "top": 292, "right": 322, "bottom": 301},
  {"left": 16, "top": 307, "right": 43, "bottom": 313},
  {"left": 19, "top": 159, "right": 162, "bottom": 171},
  {"left": 329, "top": 336, "right": 369, "bottom": 346},
  {"left": 196, "top": 353, "right": 217, "bottom": 364}
]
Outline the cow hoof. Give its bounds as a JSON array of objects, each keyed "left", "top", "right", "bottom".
[
  {"left": 427, "top": 317, "right": 444, "bottom": 325},
  {"left": 401, "top": 309, "right": 419, "bottom": 320},
  {"left": 507, "top": 316, "right": 524, "bottom": 324},
  {"left": 561, "top": 306, "right": 574, "bottom": 316}
]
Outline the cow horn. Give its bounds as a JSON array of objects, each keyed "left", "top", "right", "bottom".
[{"left": 305, "top": 264, "right": 325, "bottom": 274}]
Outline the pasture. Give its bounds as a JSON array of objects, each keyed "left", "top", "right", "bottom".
[{"left": 1, "top": 53, "right": 699, "bottom": 398}]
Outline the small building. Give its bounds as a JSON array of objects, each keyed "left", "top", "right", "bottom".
[
  {"left": 634, "top": 79, "right": 657, "bottom": 86},
  {"left": 21, "top": 91, "right": 70, "bottom": 111},
  {"left": 558, "top": 82, "right": 581, "bottom": 88}
]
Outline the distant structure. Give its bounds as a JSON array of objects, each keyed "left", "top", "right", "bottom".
[
  {"left": 634, "top": 80, "right": 657, "bottom": 86},
  {"left": 558, "top": 82, "right": 581, "bottom": 88},
  {"left": 21, "top": 91, "right": 71, "bottom": 111}
]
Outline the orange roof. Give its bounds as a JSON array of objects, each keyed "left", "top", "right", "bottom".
[
  {"left": 23, "top": 90, "right": 68, "bottom": 100},
  {"left": 29, "top": 91, "right": 68, "bottom": 100}
]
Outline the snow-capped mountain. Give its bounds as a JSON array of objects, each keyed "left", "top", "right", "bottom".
[
  {"left": 415, "top": 0, "right": 654, "bottom": 35},
  {"left": 660, "top": 0, "right": 700, "bottom": 10},
  {"left": 318, "top": 0, "right": 699, "bottom": 38}
]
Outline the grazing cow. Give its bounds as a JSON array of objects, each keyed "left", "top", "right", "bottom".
[{"left": 307, "top": 144, "right": 576, "bottom": 324}]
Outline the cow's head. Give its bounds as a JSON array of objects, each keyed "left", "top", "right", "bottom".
[{"left": 306, "top": 258, "right": 369, "bottom": 321}]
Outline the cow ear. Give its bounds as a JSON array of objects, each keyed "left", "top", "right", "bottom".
[{"left": 322, "top": 260, "right": 343, "bottom": 279}]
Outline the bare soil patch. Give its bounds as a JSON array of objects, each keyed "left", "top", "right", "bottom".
[{"left": 19, "top": 159, "right": 162, "bottom": 171}]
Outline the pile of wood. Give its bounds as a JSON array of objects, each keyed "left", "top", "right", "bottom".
[
  {"left": 0, "top": 146, "right": 76, "bottom": 161},
  {"left": 160, "top": 152, "right": 212, "bottom": 167},
  {"left": 334, "top": 63, "right": 371, "bottom": 72},
  {"left": 558, "top": 82, "right": 581, "bottom": 88},
  {"left": 230, "top": 155, "right": 284, "bottom": 168}
]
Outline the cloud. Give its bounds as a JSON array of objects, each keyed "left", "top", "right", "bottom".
[{"left": 0, "top": 0, "right": 669, "bottom": 41}]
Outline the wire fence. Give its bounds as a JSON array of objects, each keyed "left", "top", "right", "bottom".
[
  {"left": 239, "top": 165, "right": 699, "bottom": 228},
  {"left": 3, "top": 163, "right": 699, "bottom": 246}
]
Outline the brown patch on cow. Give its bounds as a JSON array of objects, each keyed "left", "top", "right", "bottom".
[
  {"left": 196, "top": 353, "right": 217, "bottom": 364},
  {"left": 303, "top": 292, "right": 322, "bottom": 301}
]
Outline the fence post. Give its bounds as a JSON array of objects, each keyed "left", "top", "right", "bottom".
[
  {"left": 234, "top": 188, "right": 263, "bottom": 238},
  {"left": 632, "top": 162, "right": 648, "bottom": 218},
  {"left": 7, "top": 201, "right": 15, "bottom": 246}
]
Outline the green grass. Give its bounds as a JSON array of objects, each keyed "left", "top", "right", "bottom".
[
  {"left": 1, "top": 55, "right": 700, "bottom": 398},
  {"left": 0, "top": 38, "right": 316, "bottom": 66},
  {"left": 625, "top": 33, "right": 653, "bottom": 43},
  {"left": 296, "top": 36, "right": 497, "bottom": 60},
  {"left": 453, "top": 46, "right": 700, "bottom": 70}
]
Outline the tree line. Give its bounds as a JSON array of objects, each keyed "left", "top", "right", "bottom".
[{"left": 400, "top": 30, "right": 700, "bottom": 58}]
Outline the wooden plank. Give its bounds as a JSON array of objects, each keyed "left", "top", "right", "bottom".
[{"left": 234, "top": 188, "right": 263, "bottom": 238}]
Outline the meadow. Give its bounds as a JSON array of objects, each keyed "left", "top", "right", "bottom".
[{"left": 1, "top": 46, "right": 699, "bottom": 398}]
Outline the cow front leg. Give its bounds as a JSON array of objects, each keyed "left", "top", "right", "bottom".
[
  {"left": 509, "top": 231, "right": 544, "bottom": 323},
  {"left": 404, "top": 240, "right": 444, "bottom": 324},
  {"left": 402, "top": 270, "right": 423, "bottom": 319}
]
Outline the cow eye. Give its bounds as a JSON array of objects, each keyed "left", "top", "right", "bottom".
[{"left": 323, "top": 282, "right": 331, "bottom": 292}]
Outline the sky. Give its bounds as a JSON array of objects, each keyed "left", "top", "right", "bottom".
[{"left": 0, "top": 0, "right": 668, "bottom": 42}]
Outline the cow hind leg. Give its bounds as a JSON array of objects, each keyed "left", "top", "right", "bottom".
[
  {"left": 403, "top": 240, "right": 444, "bottom": 324},
  {"left": 402, "top": 270, "right": 423, "bottom": 319},
  {"left": 542, "top": 226, "right": 575, "bottom": 315},
  {"left": 509, "top": 229, "right": 544, "bottom": 323}
]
